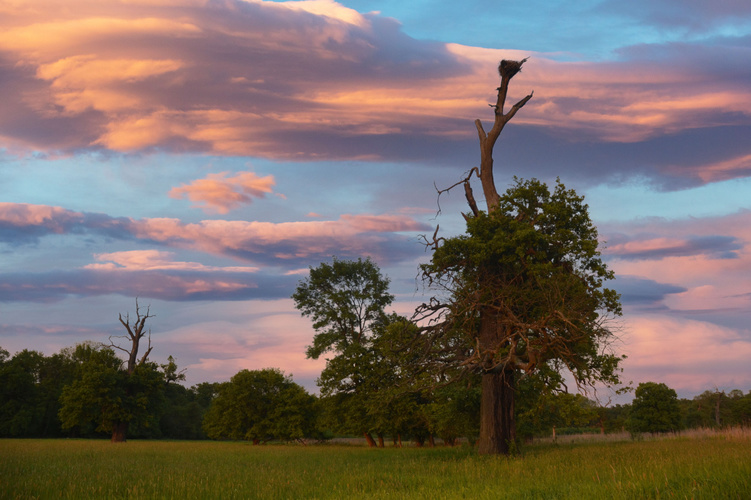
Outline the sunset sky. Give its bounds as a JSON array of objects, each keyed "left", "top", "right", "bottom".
[{"left": 2, "top": 0, "right": 751, "bottom": 401}]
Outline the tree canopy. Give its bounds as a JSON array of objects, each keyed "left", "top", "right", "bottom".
[
  {"left": 418, "top": 178, "right": 623, "bottom": 454},
  {"left": 58, "top": 342, "right": 165, "bottom": 440},
  {"left": 420, "top": 178, "right": 622, "bottom": 382},
  {"left": 628, "top": 382, "right": 682, "bottom": 434},
  {"left": 293, "top": 257, "right": 395, "bottom": 445},
  {"left": 293, "top": 256, "right": 393, "bottom": 362},
  {"left": 202, "top": 368, "right": 317, "bottom": 443}
]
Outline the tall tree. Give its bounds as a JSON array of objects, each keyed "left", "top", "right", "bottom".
[
  {"left": 292, "top": 257, "right": 394, "bottom": 446},
  {"left": 418, "top": 60, "right": 623, "bottom": 455}
]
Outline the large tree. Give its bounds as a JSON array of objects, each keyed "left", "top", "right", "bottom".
[
  {"left": 292, "top": 257, "right": 394, "bottom": 446},
  {"left": 417, "top": 59, "right": 623, "bottom": 455}
]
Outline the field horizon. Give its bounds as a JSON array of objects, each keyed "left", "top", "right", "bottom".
[{"left": 2, "top": 429, "right": 751, "bottom": 499}]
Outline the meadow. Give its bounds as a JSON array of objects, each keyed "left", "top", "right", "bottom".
[{"left": 2, "top": 431, "right": 750, "bottom": 499}]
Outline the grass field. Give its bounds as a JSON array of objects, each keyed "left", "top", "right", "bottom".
[{"left": 2, "top": 431, "right": 750, "bottom": 499}]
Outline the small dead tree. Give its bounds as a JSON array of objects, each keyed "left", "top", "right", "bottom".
[
  {"left": 111, "top": 299, "right": 154, "bottom": 375},
  {"left": 107, "top": 298, "right": 155, "bottom": 442}
]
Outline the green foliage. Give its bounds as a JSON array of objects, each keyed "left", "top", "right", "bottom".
[
  {"left": 516, "top": 372, "right": 599, "bottom": 439},
  {"left": 0, "top": 349, "right": 45, "bottom": 437},
  {"left": 419, "top": 177, "right": 623, "bottom": 387},
  {"left": 293, "top": 257, "right": 394, "bottom": 361},
  {"left": 628, "top": 382, "right": 682, "bottom": 434},
  {"left": 425, "top": 382, "right": 481, "bottom": 445},
  {"left": 0, "top": 347, "right": 77, "bottom": 437},
  {"left": 202, "top": 368, "right": 317, "bottom": 442},
  {"left": 680, "top": 389, "right": 751, "bottom": 429},
  {"left": 58, "top": 343, "right": 165, "bottom": 437},
  {"left": 158, "top": 382, "right": 219, "bottom": 439},
  {"left": 293, "top": 257, "right": 395, "bottom": 436}
]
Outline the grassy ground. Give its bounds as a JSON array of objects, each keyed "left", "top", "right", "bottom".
[{"left": 2, "top": 431, "right": 750, "bottom": 499}]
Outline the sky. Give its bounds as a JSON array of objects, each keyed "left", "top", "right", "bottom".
[{"left": 1, "top": 0, "right": 751, "bottom": 402}]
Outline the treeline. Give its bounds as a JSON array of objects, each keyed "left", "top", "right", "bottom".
[
  {"left": 0, "top": 344, "right": 216, "bottom": 439},
  {"left": 2, "top": 344, "right": 751, "bottom": 442}
]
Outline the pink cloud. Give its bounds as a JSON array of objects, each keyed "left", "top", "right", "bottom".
[
  {"left": 84, "top": 250, "right": 259, "bottom": 272},
  {"left": 604, "top": 211, "right": 751, "bottom": 318},
  {"left": 0, "top": 0, "right": 747, "bottom": 162},
  {"left": 621, "top": 314, "right": 751, "bottom": 393},
  {"left": 0, "top": 202, "right": 430, "bottom": 264},
  {"left": 160, "top": 302, "right": 327, "bottom": 387},
  {"left": 0, "top": 202, "right": 83, "bottom": 228},
  {"left": 130, "top": 213, "right": 430, "bottom": 262},
  {"left": 169, "top": 171, "right": 278, "bottom": 214},
  {"left": 0, "top": 267, "right": 267, "bottom": 302},
  {"left": 663, "top": 153, "right": 751, "bottom": 184}
]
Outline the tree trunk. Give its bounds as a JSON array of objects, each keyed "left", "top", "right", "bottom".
[
  {"left": 111, "top": 421, "right": 128, "bottom": 443},
  {"left": 478, "top": 369, "right": 516, "bottom": 455},
  {"left": 363, "top": 432, "right": 377, "bottom": 447},
  {"left": 715, "top": 392, "right": 721, "bottom": 427},
  {"left": 377, "top": 434, "right": 385, "bottom": 448}
]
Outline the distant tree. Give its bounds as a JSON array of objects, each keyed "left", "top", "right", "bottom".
[
  {"left": 159, "top": 381, "right": 214, "bottom": 440},
  {"left": 515, "top": 369, "right": 600, "bottom": 440},
  {"left": 202, "top": 368, "right": 317, "bottom": 443},
  {"left": 58, "top": 300, "right": 167, "bottom": 442},
  {"left": 627, "top": 382, "right": 681, "bottom": 434},
  {"left": 728, "top": 390, "right": 751, "bottom": 426},
  {"left": 35, "top": 348, "right": 79, "bottom": 437},
  {"left": 292, "top": 257, "right": 394, "bottom": 446},
  {"left": 0, "top": 347, "right": 78, "bottom": 437},
  {"left": 600, "top": 404, "right": 630, "bottom": 433},
  {"left": 0, "top": 348, "right": 44, "bottom": 437},
  {"left": 686, "top": 389, "right": 748, "bottom": 428},
  {"left": 58, "top": 342, "right": 165, "bottom": 440}
]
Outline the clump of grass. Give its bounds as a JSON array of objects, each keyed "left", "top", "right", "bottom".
[
  {"left": 2, "top": 435, "right": 750, "bottom": 499},
  {"left": 678, "top": 426, "right": 751, "bottom": 441}
]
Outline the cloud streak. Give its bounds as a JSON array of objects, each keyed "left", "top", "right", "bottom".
[
  {"left": 0, "top": 268, "right": 288, "bottom": 302},
  {"left": 0, "top": 0, "right": 748, "bottom": 190},
  {"left": 169, "top": 171, "right": 279, "bottom": 214},
  {"left": 0, "top": 202, "right": 430, "bottom": 266},
  {"left": 84, "top": 250, "right": 259, "bottom": 272}
]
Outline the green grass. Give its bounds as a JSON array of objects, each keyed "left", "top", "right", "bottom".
[{"left": 2, "top": 434, "right": 750, "bottom": 499}]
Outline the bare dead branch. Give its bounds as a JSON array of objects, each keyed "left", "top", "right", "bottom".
[{"left": 112, "top": 298, "right": 156, "bottom": 374}]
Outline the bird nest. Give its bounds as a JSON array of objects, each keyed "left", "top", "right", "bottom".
[{"left": 498, "top": 59, "right": 527, "bottom": 79}]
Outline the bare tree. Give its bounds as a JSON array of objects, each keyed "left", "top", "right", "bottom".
[{"left": 108, "top": 298, "right": 155, "bottom": 442}]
